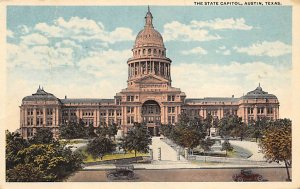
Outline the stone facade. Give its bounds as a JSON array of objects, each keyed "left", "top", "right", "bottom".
[{"left": 19, "top": 8, "right": 279, "bottom": 139}]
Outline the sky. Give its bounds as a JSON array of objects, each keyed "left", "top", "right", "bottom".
[{"left": 5, "top": 6, "right": 292, "bottom": 131}]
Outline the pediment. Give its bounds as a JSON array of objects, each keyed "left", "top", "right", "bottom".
[{"left": 134, "top": 75, "right": 168, "bottom": 84}]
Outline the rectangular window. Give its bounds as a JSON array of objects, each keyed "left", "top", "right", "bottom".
[
  {"left": 47, "top": 117, "right": 53, "bottom": 126},
  {"left": 127, "top": 95, "right": 134, "bottom": 102},
  {"left": 47, "top": 108, "right": 53, "bottom": 115},
  {"left": 127, "top": 116, "right": 134, "bottom": 124},
  {"left": 127, "top": 107, "right": 134, "bottom": 114},
  {"left": 168, "top": 115, "right": 175, "bottom": 124},
  {"left": 167, "top": 95, "right": 175, "bottom": 101},
  {"left": 108, "top": 110, "right": 114, "bottom": 116},
  {"left": 116, "top": 110, "right": 122, "bottom": 116},
  {"left": 258, "top": 107, "right": 264, "bottom": 114},
  {"left": 247, "top": 107, "right": 254, "bottom": 114},
  {"left": 168, "top": 107, "right": 175, "bottom": 113},
  {"left": 267, "top": 107, "right": 273, "bottom": 114}
]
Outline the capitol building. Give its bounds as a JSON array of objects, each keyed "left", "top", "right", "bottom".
[{"left": 19, "top": 8, "right": 280, "bottom": 139}]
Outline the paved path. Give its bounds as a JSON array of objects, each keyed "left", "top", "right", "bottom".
[
  {"left": 149, "top": 137, "right": 186, "bottom": 161},
  {"left": 228, "top": 140, "right": 265, "bottom": 161}
]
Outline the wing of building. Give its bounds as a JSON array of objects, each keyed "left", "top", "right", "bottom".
[{"left": 19, "top": 7, "right": 279, "bottom": 139}]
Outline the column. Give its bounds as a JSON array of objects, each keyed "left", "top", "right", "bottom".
[
  {"left": 164, "top": 63, "right": 166, "bottom": 77},
  {"left": 146, "top": 61, "right": 148, "bottom": 74},
  {"left": 97, "top": 108, "right": 100, "bottom": 127},
  {"left": 76, "top": 108, "right": 80, "bottom": 123},
  {"left": 254, "top": 105, "right": 257, "bottom": 120},
  {"left": 54, "top": 107, "right": 58, "bottom": 125},
  {"left": 24, "top": 107, "right": 28, "bottom": 127},
  {"left": 43, "top": 107, "right": 46, "bottom": 127},
  {"left": 175, "top": 106, "right": 178, "bottom": 123},
  {"left": 158, "top": 147, "right": 161, "bottom": 161},
  {"left": 184, "top": 148, "right": 189, "bottom": 160},
  {"left": 114, "top": 109, "right": 117, "bottom": 124},
  {"left": 94, "top": 109, "right": 97, "bottom": 127},
  {"left": 152, "top": 61, "right": 154, "bottom": 74},
  {"left": 177, "top": 147, "right": 180, "bottom": 160},
  {"left": 128, "top": 65, "right": 130, "bottom": 78},
  {"left": 159, "top": 62, "right": 161, "bottom": 75},
  {"left": 106, "top": 109, "right": 109, "bottom": 125},
  {"left": 139, "top": 62, "right": 141, "bottom": 75},
  {"left": 33, "top": 107, "right": 37, "bottom": 127}
]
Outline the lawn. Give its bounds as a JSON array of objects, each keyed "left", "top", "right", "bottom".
[{"left": 76, "top": 146, "right": 149, "bottom": 163}]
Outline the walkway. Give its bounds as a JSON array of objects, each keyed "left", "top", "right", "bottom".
[
  {"left": 149, "top": 137, "right": 186, "bottom": 161},
  {"left": 229, "top": 140, "right": 265, "bottom": 161}
]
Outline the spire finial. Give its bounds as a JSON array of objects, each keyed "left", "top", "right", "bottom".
[
  {"left": 38, "top": 85, "right": 41, "bottom": 89},
  {"left": 259, "top": 82, "right": 260, "bottom": 87},
  {"left": 145, "top": 6, "right": 153, "bottom": 27}
]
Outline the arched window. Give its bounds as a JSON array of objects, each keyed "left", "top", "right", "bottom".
[
  {"left": 153, "top": 49, "right": 157, "bottom": 55},
  {"left": 138, "top": 49, "right": 141, "bottom": 55},
  {"left": 148, "top": 49, "right": 151, "bottom": 55},
  {"left": 162, "top": 50, "right": 165, "bottom": 56},
  {"left": 143, "top": 49, "right": 146, "bottom": 55},
  {"left": 158, "top": 50, "right": 161, "bottom": 56}
]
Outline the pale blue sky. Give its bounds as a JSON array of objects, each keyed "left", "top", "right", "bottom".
[{"left": 6, "top": 6, "right": 292, "bottom": 130}]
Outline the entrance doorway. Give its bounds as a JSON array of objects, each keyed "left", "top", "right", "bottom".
[{"left": 142, "top": 100, "right": 161, "bottom": 136}]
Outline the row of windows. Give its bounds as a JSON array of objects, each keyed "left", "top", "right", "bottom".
[
  {"left": 167, "top": 95, "right": 175, "bottom": 102},
  {"left": 127, "top": 95, "right": 135, "bottom": 102},
  {"left": 27, "top": 108, "right": 54, "bottom": 116},
  {"left": 134, "top": 48, "right": 165, "bottom": 57},
  {"left": 247, "top": 107, "right": 274, "bottom": 115}
]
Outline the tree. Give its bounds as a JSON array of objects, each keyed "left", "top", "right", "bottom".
[
  {"left": 6, "top": 143, "right": 83, "bottom": 181},
  {"left": 6, "top": 131, "right": 29, "bottom": 170},
  {"left": 218, "top": 115, "right": 244, "bottom": 139},
  {"left": 172, "top": 114, "right": 206, "bottom": 151},
  {"left": 221, "top": 140, "right": 233, "bottom": 156},
  {"left": 59, "top": 121, "right": 86, "bottom": 139},
  {"left": 29, "top": 127, "right": 55, "bottom": 144},
  {"left": 259, "top": 118, "right": 292, "bottom": 181},
  {"left": 107, "top": 123, "right": 118, "bottom": 140},
  {"left": 231, "top": 122, "right": 248, "bottom": 141},
  {"left": 87, "top": 136, "right": 116, "bottom": 159},
  {"left": 247, "top": 117, "right": 269, "bottom": 142},
  {"left": 121, "top": 123, "right": 152, "bottom": 160},
  {"left": 85, "top": 123, "right": 98, "bottom": 138},
  {"left": 203, "top": 114, "right": 213, "bottom": 136},
  {"left": 200, "top": 138, "right": 215, "bottom": 152},
  {"left": 160, "top": 124, "right": 174, "bottom": 138}
]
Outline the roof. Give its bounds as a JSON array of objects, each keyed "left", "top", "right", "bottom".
[
  {"left": 22, "top": 86, "right": 59, "bottom": 102},
  {"left": 242, "top": 84, "right": 277, "bottom": 99},
  {"left": 185, "top": 97, "right": 239, "bottom": 104},
  {"left": 60, "top": 98, "right": 114, "bottom": 104},
  {"left": 134, "top": 7, "right": 164, "bottom": 48}
]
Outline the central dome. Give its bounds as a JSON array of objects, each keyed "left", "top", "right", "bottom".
[{"left": 134, "top": 7, "right": 164, "bottom": 48}]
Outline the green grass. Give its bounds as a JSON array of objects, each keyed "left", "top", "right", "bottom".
[{"left": 76, "top": 146, "right": 149, "bottom": 163}]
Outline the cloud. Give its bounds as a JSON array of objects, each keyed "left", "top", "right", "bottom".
[
  {"left": 34, "top": 17, "right": 135, "bottom": 43},
  {"left": 190, "top": 18, "right": 253, "bottom": 30},
  {"left": 7, "top": 43, "right": 73, "bottom": 69},
  {"left": 7, "top": 29, "right": 14, "bottom": 38},
  {"left": 216, "top": 46, "right": 231, "bottom": 55},
  {"left": 163, "top": 17, "right": 252, "bottom": 42},
  {"left": 181, "top": 47, "right": 208, "bottom": 55},
  {"left": 20, "top": 33, "right": 49, "bottom": 46},
  {"left": 163, "top": 21, "right": 221, "bottom": 42},
  {"left": 234, "top": 41, "right": 291, "bottom": 57},
  {"left": 17, "top": 25, "right": 31, "bottom": 34},
  {"left": 172, "top": 61, "right": 291, "bottom": 118},
  {"left": 78, "top": 49, "right": 131, "bottom": 77}
]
